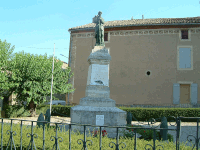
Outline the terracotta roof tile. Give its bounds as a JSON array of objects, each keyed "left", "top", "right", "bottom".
[{"left": 69, "top": 17, "right": 200, "bottom": 31}]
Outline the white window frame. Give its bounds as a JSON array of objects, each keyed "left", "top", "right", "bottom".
[
  {"left": 179, "top": 29, "right": 191, "bottom": 41},
  {"left": 177, "top": 46, "right": 193, "bottom": 70}
]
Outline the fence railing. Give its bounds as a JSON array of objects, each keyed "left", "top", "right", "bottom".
[{"left": 0, "top": 115, "right": 199, "bottom": 150}]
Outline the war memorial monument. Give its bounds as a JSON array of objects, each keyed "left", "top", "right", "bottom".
[{"left": 70, "top": 11, "right": 127, "bottom": 138}]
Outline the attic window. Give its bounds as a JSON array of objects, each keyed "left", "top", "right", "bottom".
[
  {"left": 181, "top": 30, "right": 188, "bottom": 39},
  {"left": 104, "top": 33, "right": 108, "bottom": 41}
]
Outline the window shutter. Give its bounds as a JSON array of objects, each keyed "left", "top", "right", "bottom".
[
  {"left": 191, "top": 83, "right": 198, "bottom": 105},
  {"left": 185, "top": 48, "right": 191, "bottom": 68},
  {"left": 179, "top": 48, "right": 191, "bottom": 68},
  {"left": 179, "top": 48, "right": 185, "bottom": 68},
  {"left": 173, "top": 83, "right": 180, "bottom": 104}
]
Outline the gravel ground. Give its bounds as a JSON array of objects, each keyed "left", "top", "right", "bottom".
[{"left": 0, "top": 115, "right": 71, "bottom": 126}]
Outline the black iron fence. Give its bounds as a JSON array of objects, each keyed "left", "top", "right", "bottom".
[{"left": 0, "top": 115, "right": 199, "bottom": 150}]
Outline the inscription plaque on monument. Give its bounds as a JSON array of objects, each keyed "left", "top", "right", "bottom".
[
  {"left": 91, "top": 64, "right": 109, "bottom": 86},
  {"left": 96, "top": 115, "right": 104, "bottom": 130}
]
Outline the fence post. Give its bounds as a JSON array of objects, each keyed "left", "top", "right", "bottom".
[
  {"left": 160, "top": 116, "right": 168, "bottom": 141},
  {"left": 127, "top": 111, "right": 132, "bottom": 125},
  {"left": 37, "top": 113, "right": 45, "bottom": 128},
  {"left": 44, "top": 109, "right": 51, "bottom": 128},
  {"left": 176, "top": 117, "right": 181, "bottom": 150}
]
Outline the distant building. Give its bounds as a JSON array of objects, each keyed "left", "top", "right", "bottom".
[{"left": 67, "top": 16, "right": 200, "bottom": 107}]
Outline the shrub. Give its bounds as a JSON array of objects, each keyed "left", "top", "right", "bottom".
[
  {"left": 122, "top": 124, "right": 173, "bottom": 142},
  {"left": 1, "top": 104, "right": 31, "bottom": 118}
]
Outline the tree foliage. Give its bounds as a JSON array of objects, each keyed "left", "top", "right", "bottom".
[
  {"left": 5, "top": 50, "right": 75, "bottom": 106},
  {"left": 0, "top": 39, "right": 16, "bottom": 100},
  {"left": 0, "top": 40, "right": 75, "bottom": 117}
]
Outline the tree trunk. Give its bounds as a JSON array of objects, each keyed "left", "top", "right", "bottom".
[
  {"left": 1, "top": 95, "right": 10, "bottom": 118},
  {"left": 28, "top": 100, "right": 37, "bottom": 117}
]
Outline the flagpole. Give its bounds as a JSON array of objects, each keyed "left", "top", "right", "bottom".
[{"left": 50, "top": 43, "right": 55, "bottom": 120}]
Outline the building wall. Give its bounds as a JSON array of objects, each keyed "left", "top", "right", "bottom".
[{"left": 68, "top": 27, "right": 200, "bottom": 105}]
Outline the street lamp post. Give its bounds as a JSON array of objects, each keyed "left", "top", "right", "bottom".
[
  {"left": 50, "top": 44, "right": 55, "bottom": 121},
  {"left": 60, "top": 54, "right": 70, "bottom": 105}
]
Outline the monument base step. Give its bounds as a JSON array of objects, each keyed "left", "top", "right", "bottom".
[{"left": 70, "top": 105, "right": 127, "bottom": 139}]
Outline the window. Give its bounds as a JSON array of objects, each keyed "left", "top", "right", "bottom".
[
  {"left": 179, "top": 47, "right": 191, "bottom": 68},
  {"left": 104, "top": 33, "right": 108, "bottom": 41},
  {"left": 181, "top": 30, "right": 188, "bottom": 39},
  {"left": 178, "top": 47, "right": 193, "bottom": 70}
]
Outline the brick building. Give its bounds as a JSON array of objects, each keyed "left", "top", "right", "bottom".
[{"left": 67, "top": 15, "right": 200, "bottom": 107}]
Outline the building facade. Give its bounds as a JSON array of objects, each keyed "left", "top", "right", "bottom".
[{"left": 67, "top": 16, "right": 200, "bottom": 106}]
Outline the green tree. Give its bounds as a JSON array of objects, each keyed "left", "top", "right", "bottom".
[
  {"left": 0, "top": 39, "right": 16, "bottom": 118},
  {"left": 4, "top": 50, "right": 75, "bottom": 117}
]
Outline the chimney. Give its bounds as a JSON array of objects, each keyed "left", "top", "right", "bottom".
[
  {"left": 131, "top": 16, "right": 133, "bottom": 20},
  {"left": 142, "top": 15, "right": 144, "bottom": 19}
]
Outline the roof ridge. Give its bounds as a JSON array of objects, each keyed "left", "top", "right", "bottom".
[
  {"left": 69, "top": 16, "right": 200, "bottom": 31},
  {"left": 112, "top": 16, "right": 200, "bottom": 20}
]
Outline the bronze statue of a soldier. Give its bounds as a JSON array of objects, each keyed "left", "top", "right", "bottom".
[{"left": 93, "top": 11, "right": 105, "bottom": 46}]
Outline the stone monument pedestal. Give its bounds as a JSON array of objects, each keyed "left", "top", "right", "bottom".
[
  {"left": 70, "top": 46, "right": 127, "bottom": 138},
  {"left": 71, "top": 98, "right": 127, "bottom": 138}
]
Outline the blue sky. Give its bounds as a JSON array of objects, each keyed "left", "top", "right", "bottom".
[{"left": 1, "top": 0, "right": 199, "bottom": 64}]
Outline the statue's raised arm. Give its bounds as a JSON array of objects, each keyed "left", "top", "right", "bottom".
[{"left": 93, "top": 11, "right": 105, "bottom": 46}]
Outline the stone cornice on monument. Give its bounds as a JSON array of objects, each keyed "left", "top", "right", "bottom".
[{"left": 87, "top": 46, "right": 111, "bottom": 63}]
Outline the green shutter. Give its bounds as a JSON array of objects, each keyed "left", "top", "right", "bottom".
[
  {"left": 173, "top": 83, "right": 180, "bottom": 104},
  {"left": 191, "top": 83, "right": 198, "bottom": 105}
]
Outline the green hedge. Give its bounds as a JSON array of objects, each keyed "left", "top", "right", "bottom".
[
  {"left": 0, "top": 104, "right": 72, "bottom": 118},
  {"left": 1, "top": 104, "right": 200, "bottom": 123},
  {"left": 119, "top": 107, "right": 200, "bottom": 122}
]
